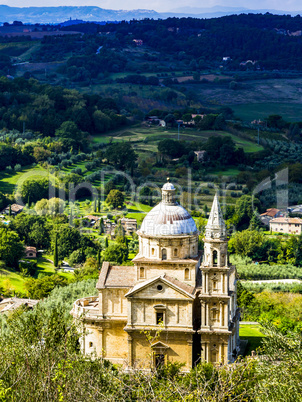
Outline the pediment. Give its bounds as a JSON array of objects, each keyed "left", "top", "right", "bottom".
[
  {"left": 125, "top": 275, "right": 194, "bottom": 300},
  {"left": 151, "top": 341, "right": 170, "bottom": 349}
]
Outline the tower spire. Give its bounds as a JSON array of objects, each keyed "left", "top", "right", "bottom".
[{"left": 205, "top": 193, "right": 226, "bottom": 240}]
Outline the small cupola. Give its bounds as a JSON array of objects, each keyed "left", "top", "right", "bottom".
[{"left": 162, "top": 178, "right": 176, "bottom": 205}]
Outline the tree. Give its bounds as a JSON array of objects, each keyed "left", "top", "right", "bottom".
[
  {"left": 92, "top": 110, "right": 112, "bottom": 133},
  {"left": 106, "top": 189, "right": 124, "bottom": 209},
  {"left": 48, "top": 198, "right": 65, "bottom": 215},
  {"left": 158, "top": 139, "right": 185, "bottom": 158},
  {"left": 105, "top": 143, "right": 137, "bottom": 171},
  {"left": 25, "top": 275, "right": 67, "bottom": 299},
  {"left": 53, "top": 235, "right": 58, "bottom": 268},
  {"left": 52, "top": 225, "right": 81, "bottom": 260},
  {"left": 0, "top": 228, "right": 24, "bottom": 268},
  {"left": 35, "top": 199, "right": 49, "bottom": 215},
  {"left": 164, "top": 113, "right": 176, "bottom": 127},
  {"left": 73, "top": 257, "right": 99, "bottom": 281},
  {"left": 20, "top": 177, "right": 51, "bottom": 204},
  {"left": 0, "top": 192, "right": 8, "bottom": 210},
  {"left": 68, "top": 249, "right": 85, "bottom": 266},
  {"left": 11, "top": 213, "right": 51, "bottom": 249},
  {"left": 102, "top": 243, "right": 128, "bottom": 264},
  {"left": 234, "top": 195, "right": 260, "bottom": 230},
  {"left": 55, "top": 120, "right": 82, "bottom": 141},
  {"left": 228, "top": 229, "right": 265, "bottom": 259}
]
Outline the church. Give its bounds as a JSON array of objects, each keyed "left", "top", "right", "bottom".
[{"left": 71, "top": 181, "right": 240, "bottom": 371}]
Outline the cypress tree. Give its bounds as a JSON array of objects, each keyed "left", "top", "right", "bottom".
[
  {"left": 97, "top": 249, "right": 101, "bottom": 267},
  {"left": 105, "top": 236, "right": 109, "bottom": 248},
  {"left": 69, "top": 209, "right": 73, "bottom": 226},
  {"left": 99, "top": 218, "right": 104, "bottom": 235},
  {"left": 53, "top": 235, "right": 58, "bottom": 268}
]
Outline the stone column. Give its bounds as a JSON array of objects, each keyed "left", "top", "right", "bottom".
[
  {"left": 206, "top": 272, "right": 209, "bottom": 294},
  {"left": 225, "top": 274, "right": 228, "bottom": 294},
  {"left": 205, "top": 342, "right": 209, "bottom": 362},
  {"left": 219, "top": 343, "right": 224, "bottom": 363},
  {"left": 201, "top": 341, "right": 206, "bottom": 361},
  {"left": 202, "top": 271, "right": 205, "bottom": 293},
  {"left": 222, "top": 274, "right": 225, "bottom": 294},
  {"left": 128, "top": 300, "right": 133, "bottom": 326},
  {"left": 224, "top": 303, "right": 228, "bottom": 328},
  {"left": 128, "top": 334, "right": 133, "bottom": 366},
  {"left": 99, "top": 291, "right": 103, "bottom": 316},
  {"left": 219, "top": 302, "right": 224, "bottom": 327},
  {"left": 187, "top": 338, "right": 193, "bottom": 369},
  {"left": 201, "top": 301, "right": 206, "bottom": 326},
  {"left": 97, "top": 327, "right": 104, "bottom": 358},
  {"left": 206, "top": 302, "right": 209, "bottom": 327}
]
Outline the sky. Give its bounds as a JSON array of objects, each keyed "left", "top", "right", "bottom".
[{"left": 1, "top": 0, "right": 302, "bottom": 13}]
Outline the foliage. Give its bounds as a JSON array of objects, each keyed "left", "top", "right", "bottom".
[
  {"left": 35, "top": 197, "right": 65, "bottom": 215},
  {"left": 20, "top": 176, "right": 51, "bottom": 204},
  {"left": 0, "top": 227, "right": 24, "bottom": 268},
  {"left": 102, "top": 242, "right": 128, "bottom": 264},
  {"left": 51, "top": 224, "right": 95, "bottom": 260},
  {"left": 106, "top": 189, "right": 124, "bottom": 209},
  {"left": 105, "top": 142, "right": 137, "bottom": 171},
  {"left": 231, "top": 254, "right": 302, "bottom": 281},
  {"left": 25, "top": 274, "right": 68, "bottom": 299},
  {"left": 12, "top": 213, "right": 51, "bottom": 249},
  {"left": 228, "top": 229, "right": 265, "bottom": 259}
]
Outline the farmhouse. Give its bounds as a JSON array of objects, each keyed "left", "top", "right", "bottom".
[
  {"left": 260, "top": 208, "right": 282, "bottom": 226},
  {"left": 2, "top": 204, "right": 24, "bottom": 215},
  {"left": 119, "top": 217, "right": 137, "bottom": 235},
  {"left": 71, "top": 182, "right": 240, "bottom": 370},
  {"left": 0, "top": 297, "right": 39, "bottom": 314},
  {"left": 270, "top": 217, "right": 302, "bottom": 234}
]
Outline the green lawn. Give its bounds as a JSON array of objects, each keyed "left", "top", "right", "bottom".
[
  {"left": 0, "top": 256, "right": 73, "bottom": 296},
  {"left": 239, "top": 324, "right": 265, "bottom": 355},
  {"left": 0, "top": 268, "right": 27, "bottom": 295},
  {"left": 0, "top": 165, "right": 48, "bottom": 195}
]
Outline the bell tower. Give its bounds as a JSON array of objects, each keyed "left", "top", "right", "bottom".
[{"left": 198, "top": 194, "right": 240, "bottom": 364}]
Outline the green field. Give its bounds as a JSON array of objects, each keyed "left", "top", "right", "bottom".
[
  {"left": 239, "top": 324, "right": 265, "bottom": 355},
  {"left": 231, "top": 102, "right": 302, "bottom": 123},
  {"left": 0, "top": 165, "right": 47, "bottom": 195},
  {"left": 92, "top": 125, "right": 263, "bottom": 154},
  {"left": 0, "top": 256, "right": 73, "bottom": 296}
]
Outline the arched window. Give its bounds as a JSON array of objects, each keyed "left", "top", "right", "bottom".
[
  {"left": 162, "top": 248, "right": 167, "bottom": 260},
  {"left": 139, "top": 267, "right": 145, "bottom": 279},
  {"left": 174, "top": 248, "right": 178, "bottom": 257},
  {"left": 184, "top": 268, "right": 190, "bottom": 280},
  {"left": 151, "top": 248, "right": 155, "bottom": 256},
  {"left": 213, "top": 250, "right": 218, "bottom": 266}
]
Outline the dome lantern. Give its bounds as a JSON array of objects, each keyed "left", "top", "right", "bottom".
[{"left": 162, "top": 178, "right": 176, "bottom": 205}]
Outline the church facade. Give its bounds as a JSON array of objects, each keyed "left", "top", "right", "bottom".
[{"left": 71, "top": 182, "right": 240, "bottom": 371}]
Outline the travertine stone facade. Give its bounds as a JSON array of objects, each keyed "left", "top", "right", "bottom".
[{"left": 71, "top": 183, "right": 240, "bottom": 371}]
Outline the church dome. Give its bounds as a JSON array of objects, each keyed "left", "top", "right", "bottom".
[{"left": 140, "top": 181, "right": 197, "bottom": 236}]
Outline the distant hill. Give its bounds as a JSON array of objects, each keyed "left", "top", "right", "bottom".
[
  {"left": 0, "top": 5, "right": 302, "bottom": 25},
  {"left": 0, "top": 5, "right": 161, "bottom": 24}
]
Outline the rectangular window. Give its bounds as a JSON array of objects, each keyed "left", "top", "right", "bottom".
[
  {"left": 154, "top": 353, "right": 165, "bottom": 368},
  {"left": 156, "top": 312, "right": 164, "bottom": 324}
]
